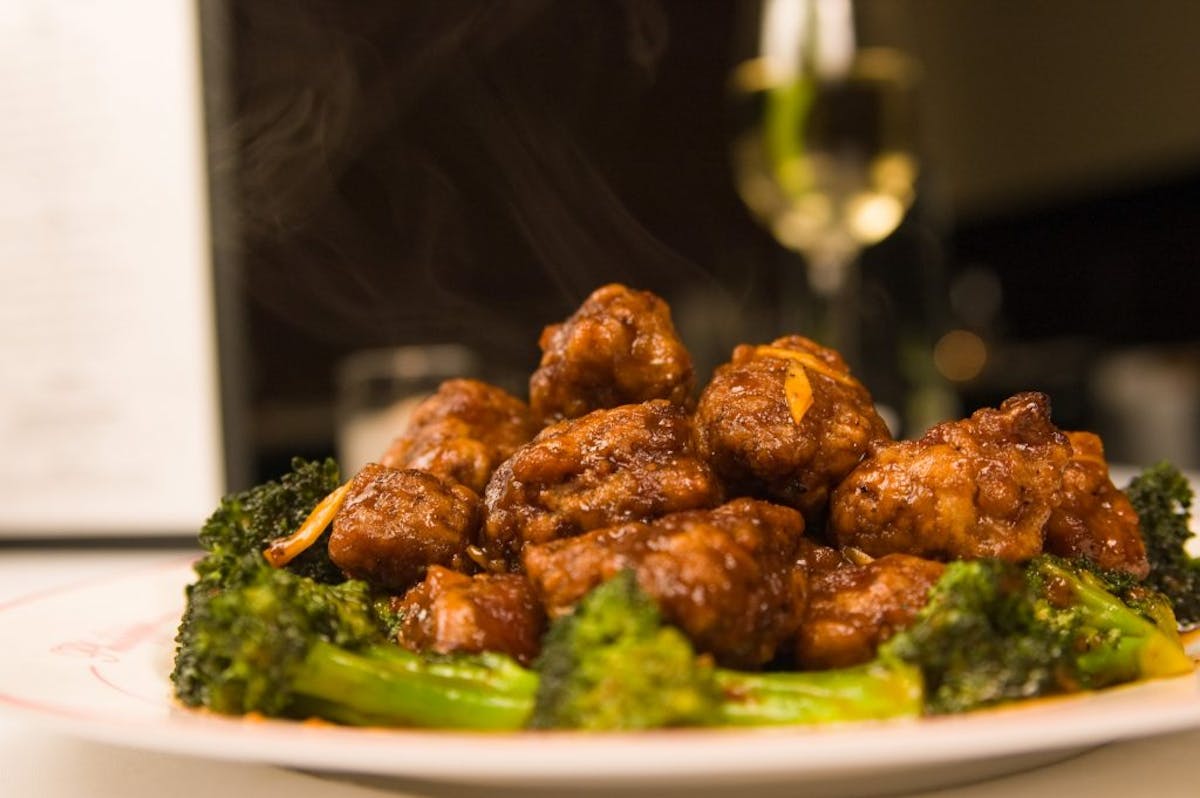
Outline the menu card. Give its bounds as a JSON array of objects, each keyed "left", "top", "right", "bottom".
[{"left": 0, "top": 1, "right": 224, "bottom": 534}]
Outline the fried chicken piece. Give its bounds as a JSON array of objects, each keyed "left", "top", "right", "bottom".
[
  {"left": 394, "top": 566, "right": 546, "bottom": 666},
  {"left": 795, "top": 554, "right": 945, "bottom": 669},
  {"left": 380, "top": 379, "right": 539, "bottom": 494},
  {"left": 1044, "top": 431, "right": 1149, "bottom": 578},
  {"left": 695, "top": 336, "right": 891, "bottom": 525},
  {"left": 522, "top": 498, "right": 807, "bottom": 668},
  {"left": 529, "top": 284, "right": 694, "bottom": 425},
  {"left": 483, "top": 400, "right": 721, "bottom": 562},
  {"left": 830, "top": 392, "right": 1071, "bottom": 562},
  {"left": 329, "top": 463, "right": 482, "bottom": 592}
]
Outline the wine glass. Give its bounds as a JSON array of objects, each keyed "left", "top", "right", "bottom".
[{"left": 730, "top": 0, "right": 920, "bottom": 373}]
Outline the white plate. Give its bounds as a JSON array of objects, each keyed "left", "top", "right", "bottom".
[{"left": 1, "top": 558, "right": 1198, "bottom": 796}]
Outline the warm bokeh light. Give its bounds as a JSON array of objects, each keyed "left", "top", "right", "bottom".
[
  {"left": 871, "top": 152, "right": 918, "bottom": 199},
  {"left": 846, "top": 192, "right": 905, "bottom": 244},
  {"left": 934, "top": 329, "right": 988, "bottom": 382}
]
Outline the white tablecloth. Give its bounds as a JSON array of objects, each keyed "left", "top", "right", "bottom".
[{"left": 2, "top": 549, "right": 1199, "bottom": 798}]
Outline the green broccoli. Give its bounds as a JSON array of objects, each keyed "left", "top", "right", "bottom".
[
  {"left": 1070, "top": 559, "right": 1182, "bottom": 642},
  {"left": 712, "top": 660, "right": 923, "bottom": 727},
  {"left": 529, "top": 571, "right": 923, "bottom": 730},
  {"left": 172, "top": 563, "right": 388, "bottom": 714},
  {"left": 529, "top": 570, "right": 722, "bottom": 730},
  {"left": 880, "top": 555, "right": 1193, "bottom": 714},
  {"left": 171, "top": 563, "right": 537, "bottom": 729},
  {"left": 1126, "top": 461, "right": 1200, "bottom": 627},
  {"left": 196, "top": 457, "right": 343, "bottom": 587}
]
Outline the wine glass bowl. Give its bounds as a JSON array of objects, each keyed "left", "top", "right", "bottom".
[{"left": 730, "top": 0, "right": 921, "bottom": 343}]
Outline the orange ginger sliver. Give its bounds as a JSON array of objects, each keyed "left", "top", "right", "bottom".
[
  {"left": 783, "top": 360, "right": 815, "bottom": 425},
  {"left": 263, "top": 481, "right": 351, "bottom": 568},
  {"left": 754, "top": 345, "right": 856, "bottom": 387}
]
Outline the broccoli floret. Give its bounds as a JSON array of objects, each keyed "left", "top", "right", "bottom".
[
  {"left": 881, "top": 555, "right": 1193, "bottom": 714},
  {"left": 171, "top": 563, "right": 537, "bottom": 729},
  {"left": 172, "top": 564, "right": 388, "bottom": 713},
  {"left": 1126, "top": 461, "right": 1200, "bottom": 627},
  {"left": 529, "top": 570, "right": 721, "bottom": 730},
  {"left": 1069, "top": 559, "right": 1182, "bottom": 641},
  {"left": 196, "top": 457, "right": 343, "bottom": 587},
  {"left": 530, "top": 571, "right": 923, "bottom": 730}
]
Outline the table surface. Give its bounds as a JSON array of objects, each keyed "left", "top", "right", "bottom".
[{"left": 2, "top": 547, "right": 1199, "bottom": 798}]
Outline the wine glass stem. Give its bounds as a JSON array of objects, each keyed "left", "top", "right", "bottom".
[{"left": 808, "top": 252, "right": 861, "bottom": 369}]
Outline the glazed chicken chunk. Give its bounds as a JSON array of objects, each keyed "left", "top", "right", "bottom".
[
  {"left": 695, "top": 335, "right": 891, "bottom": 523},
  {"left": 830, "top": 392, "right": 1072, "bottom": 562},
  {"left": 795, "top": 553, "right": 945, "bottom": 669},
  {"left": 329, "top": 463, "right": 482, "bottom": 592},
  {"left": 394, "top": 566, "right": 546, "bottom": 666},
  {"left": 381, "top": 378, "right": 539, "bottom": 494},
  {"left": 522, "top": 498, "right": 807, "bottom": 668},
  {"left": 529, "top": 283, "right": 695, "bottom": 425},
  {"left": 1044, "top": 431, "right": 1149, "bottom": 578},
  {"left": 483, "top": 399, "right": 721, "bottom": 562}
]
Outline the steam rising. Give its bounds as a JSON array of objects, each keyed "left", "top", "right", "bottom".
[{"left": 222, "top": 0, "right": 714, "bottom": 362}]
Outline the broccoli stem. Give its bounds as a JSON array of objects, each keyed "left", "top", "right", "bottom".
[
  {"left": 288, "top": 641, "right": 538, "bottom": 730},
  {"left": 713, "top": 659, "right": 924, "bottom": 726}
]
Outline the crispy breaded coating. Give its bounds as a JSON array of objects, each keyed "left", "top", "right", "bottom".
[
  {"left": 395, "top": 566, "right": 545, "bottom": 666},
  {"left": 529, "top": 284, "right": 694, "bottom": 425},
  {"left": 329, "top": 463, "right": 482, "bottom": 592},
  {"left": 483, "top": 400, "right": 721, "bottom": 562},
  {"left": 522, "top": 498, "right": 807, "bottom": 668},
  {"left": 795, "top": 554, "right": 945, "bottom": 669},
  {"left": 1044, "top": 431, "right": 1149, "bottom": 578},
  {"left": 381, "top": 379, "right": 538, "bottom": 494},
  {"left": 830, "top": 392, "right": 1071, "bottom": 561},
  {"left": 695, "top": 335, "right": 891, "bottom": 523}
]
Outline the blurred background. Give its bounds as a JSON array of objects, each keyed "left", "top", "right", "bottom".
[
  {"left": 211, "top": 0, "right": 1199, "bottom": 481},
  {"left": 3, "top": 0, "right": 1198, "bottom": 534}
]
